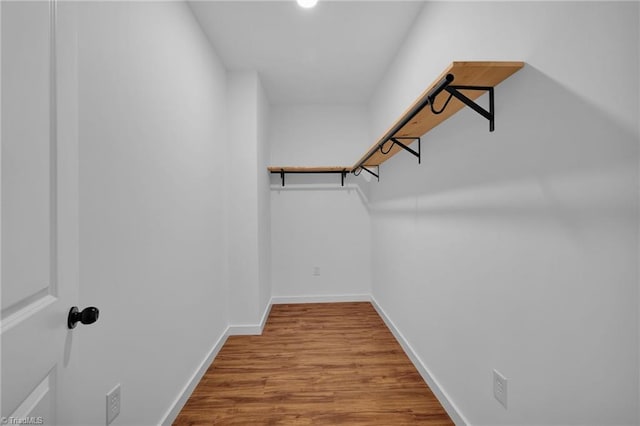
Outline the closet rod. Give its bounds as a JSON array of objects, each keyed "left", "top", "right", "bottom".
[{"left": 353, "top": 73, "right": 454, "bottom": 171}]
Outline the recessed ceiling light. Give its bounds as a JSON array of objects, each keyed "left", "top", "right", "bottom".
[{"left": 297, "top": 0, "right": 318, "bottom": 9}]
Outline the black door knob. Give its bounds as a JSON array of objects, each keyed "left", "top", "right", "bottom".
[{"left": 68, "top": 306, "right": 100, "bottom": 329}]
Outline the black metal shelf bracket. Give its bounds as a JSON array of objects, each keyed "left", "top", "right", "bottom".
[
  {"left": 323, "top": 72, "right": 499, "bottom": 186},
  {"left": 386, "top": 137, "right": 421, "bottom": 164},
  {"left": 271, "top": 169, "right": 349, "bottom": 187},
  {"left": 352, "top": 74, "right": 454, "bottom": 175},
  {"left": 353, "top": 165, "right": 379, "bottom": 181},
  {"left": 443, "top": 85, "right": 495, "bottom": 132}
]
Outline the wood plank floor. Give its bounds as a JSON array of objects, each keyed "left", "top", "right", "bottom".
[{"left": 174, "top": 302, "right": 453, "bottom": 425}]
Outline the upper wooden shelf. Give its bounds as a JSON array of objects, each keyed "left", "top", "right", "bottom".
[
  {"left": 353, "top": 61, "right": 524, "bottom": 168},
  {"left": 268, "top": 61, "right": 524, "bottom": 185}
]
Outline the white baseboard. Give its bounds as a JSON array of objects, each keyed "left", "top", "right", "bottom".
[
  {"left": 159, "top": 328, "right": 230, "bottom": 426},
  {"left": 229, "top": 295, "right": 371, "bottom": 334},
  {"left": 226, "top": 324, "right": 261, "bottom": 335},
  {"left": 370, "top": 296, "right": 469, "bottom": 426},
  {"left": 271, "top": 293, "right": 371, "bottom": 304},
  {"left": 160, "top": 302, "right": 273, "bottom": 424},
  {"left": 161, "top": 295, "right": 466, "bottom": 426},
  {"left": 228, "top": 301, "right": 273, "bottom": 335}
]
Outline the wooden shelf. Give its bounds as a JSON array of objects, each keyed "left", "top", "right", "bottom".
[
  {"left": 354, "top": 61, "right": 524, "bottom": 168},
  {"left": 267, "top": 166, "right": 352, "bottom": 173},
  {"left": 268, "top": 61, "right": 524, "bottom": 185},
  {"left": 268, "top": 166, "right": 352, "bottom": 187}
]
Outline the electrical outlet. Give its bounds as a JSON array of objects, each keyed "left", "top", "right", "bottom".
[
  {"left": 312, "top": 266, "right": 320, "bottom": 276},
  {"left": 106, "top": 384, "right": 121, "bottom": 425},
  {"left": 493, "top": 369, "right": 508, "bottom": 409}
]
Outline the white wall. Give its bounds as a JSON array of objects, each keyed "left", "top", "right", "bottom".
[
  {"left": 227, "top": 72, "right": 259, "bottom": 325},
  {"left": 368, "top": 2, "right": 639, "bottom": 425},
  {"left": 76, "top": 2, "right": 229, "bottom": 424},
  {"left": 257, "top": 79, "right": 272, "bottom": 315},
  {"left": 270, "top": 105, "right": 372, "bottom": 300},
  {"left": 227, "top": 71, "right": 272, "bottom": 327}
]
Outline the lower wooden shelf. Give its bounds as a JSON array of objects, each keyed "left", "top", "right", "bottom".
[
  {"left": 267, "top": 166, "right": 352, "bottom": 173},
  {"left": 268, "top": 166, "right": 352, "bottom": 187}
]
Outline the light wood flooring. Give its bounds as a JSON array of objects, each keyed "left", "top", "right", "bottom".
[{"left": 174, "top": 302, "right": 453, "bottom": 425}]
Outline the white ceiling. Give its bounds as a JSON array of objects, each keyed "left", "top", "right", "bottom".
[{"left": 188, "top": 1, "right": 423, "bottom": 105}]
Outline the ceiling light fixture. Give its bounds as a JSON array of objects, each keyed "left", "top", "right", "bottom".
[{"left": 297, "top": 0, "right": 318, "bottom": 9}]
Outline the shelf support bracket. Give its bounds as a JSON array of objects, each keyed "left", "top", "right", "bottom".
[
  {"left": 355, "top": 165, "right": 379, "bottom": 181},
  {"left": 443, "top": 85, "right": 495, "bottom": 131},
  {"left": 271, "top": 169, "right": 350, "bottom": 187},
  {"left": 389, "top": 137, "right": 421, "bottom": 164}
]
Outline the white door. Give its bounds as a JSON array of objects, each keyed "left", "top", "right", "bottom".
[{"left": 1, "top": 1, "right": 80, "bottom": 424}]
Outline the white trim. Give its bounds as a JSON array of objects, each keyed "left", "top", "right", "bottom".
[
  {"left": 11, "top": 368, "right": 53, "bottom": 419},
  {"left": 159, "top": 328, "right": 230, "bottom": 426},
  {"left": 227, "top": 324, "right": 262, "bottom": 335},
  {"left": 161, "top": 295, "right": 467, "bottom": 426},
  {"left": 49, "top": 0, "right": 59, "bottom": 300},
  {"left": 161, "top": 301, "right": 272, "bottom": 423},
  {"left": 370, "top": 296, "right": 469, "bottom": 426},
  {"left": 1, "top": 294, "right": 57, "bottom": 334},
  {"left": 271, "top": 294, "right": 371, "bottom": 304},
  {"left": 258, "top": 300, "right": 272, "bottom": 332},
  {"left": 227, "top": 299, "right": 273, "bottom": 335}
]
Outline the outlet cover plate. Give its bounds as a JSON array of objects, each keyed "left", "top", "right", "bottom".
[
  {"left": 106, "top": 384, "right": 121, "bottom": 425},
  {"left": 493, "top": 369, "right": 508, "bottom": 409}
]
